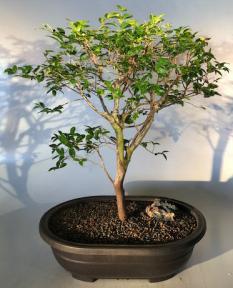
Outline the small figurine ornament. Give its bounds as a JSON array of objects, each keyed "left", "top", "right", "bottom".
[{"left": 145, "top": 199, "right": 176, "bottom": 221}]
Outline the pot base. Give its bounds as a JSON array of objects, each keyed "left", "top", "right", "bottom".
[
  {"left": 72, "top": 274, "right": 97, "bottom": 282},
  {"left": 149, "top": 273, "right": 177, "bottom": 283},
  {"left": 71, "top": 272, "right": 177, "bottom": 283}
]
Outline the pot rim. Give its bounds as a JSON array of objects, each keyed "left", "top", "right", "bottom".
[{"left": 39, "top": 195, "right": 206, "bottom": 251}]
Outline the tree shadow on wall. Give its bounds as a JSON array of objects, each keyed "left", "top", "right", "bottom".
[
  {"left": 0, "top": 38, "right": 96, "bottom": 287},
  {"left": 0, "top": 38, "right": 93, "bottom": 207},
  {"left": 151, "top": 93, "right": 233, "bottom": 183}
]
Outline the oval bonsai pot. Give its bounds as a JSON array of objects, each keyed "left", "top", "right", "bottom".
[{"left": 39, "top": 196, "right": 206, "bottom": 282}]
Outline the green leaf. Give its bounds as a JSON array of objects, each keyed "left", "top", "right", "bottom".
[
  {"left": 4, "top": 65, "right": 18, "bottom": 75},
  {"left": 33, "top": 102, "right": 45, "bottom": 110},
  {"left": 155, "top": 58, "right": 172, "bottom": 77},
  {"left": 96, "top": 88, "right": 104, "bottom": 96},
  {"left": 116, "top": 5, "right": 127, "bottom": 11},
  {"left": 105, "top": 12, "right": 120, "bottom": 19},
  {"left": 56, "top": 148, "right": 65, "bottom": 156},
  {"left": 19, "top": 65, "right": 33, "bottom": 75},
  {"left": 35, "top": 73, "right": 44, "bottom": 82},
  {"left": 57, "top": 27, "right": 65, "bottom": 34},
  {"left": 125, "top": 115, "right": 133, "bottom": 124},
  {"left": 80, "top": 52, "right": 88, "bottom": 60},
  {"left": 60, "top": 162, "right": 67, "bottom": 168},
  {"left": 149, "top": 14, "right": 164, "bottom": 24},
  {"left": 69, "top": 148, "right": 76, "bottom": 158},
  {"left": 70, "top": 127, "right": 76, "bottom": 134},
  {"left": 125, "top": 112, "right": 139, "bottom": 124},
  {"left": 59, "top": 133, "right": 69, "bottom": 145},
  {"left": 78, "top": 158, "right": 87, "bottom": 166},
  {"left": 153, "top": 84, "right": 165, "bottom": 96},
  {"left": 141, "top": 142, "right": 148, "bottom": 148},
  {"left": 48, "top": 167, "right": 57, "bottom": 171}
]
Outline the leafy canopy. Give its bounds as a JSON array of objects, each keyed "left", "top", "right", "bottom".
[{"left": 5, "top": 5, "right": 228, "bottom": 173}]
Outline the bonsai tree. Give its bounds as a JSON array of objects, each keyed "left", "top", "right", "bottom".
[{"left": 5, "top": 5, "right": 228, "bottom": 221}]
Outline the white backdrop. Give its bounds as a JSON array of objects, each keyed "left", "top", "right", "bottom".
[{"left": 0, "top": 1, "right": 233, "bottom": 288}]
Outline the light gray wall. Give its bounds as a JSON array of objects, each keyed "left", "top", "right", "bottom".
[
  {"left": 0, "top": 0, "right": 233, "bottom": 209},
  {"left": 1, "top": 2, "right": 233, "bottom": 288}
]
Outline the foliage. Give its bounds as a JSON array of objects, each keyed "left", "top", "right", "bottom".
[
  {"left": 5, "top": 5, "right": 228, "bottom": 178},
  {"left": 49, "top": 126, "right": 110, "bottom": 170}
]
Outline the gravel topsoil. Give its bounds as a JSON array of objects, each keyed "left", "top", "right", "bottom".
[{"left": 49, "top": 200, "right": 197, "bottom": 244}]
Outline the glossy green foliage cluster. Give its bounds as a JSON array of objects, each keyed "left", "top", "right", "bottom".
[
  {"left": 49, "top": 126, "right": 110, "bottom": 170},
  {"left": 5, "top": 5, "right": 228, "bottom": 171}
]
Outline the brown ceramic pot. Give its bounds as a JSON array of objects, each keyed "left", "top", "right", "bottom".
[{"left": 39, "top": 196, "right": 206, "bottom": 282}]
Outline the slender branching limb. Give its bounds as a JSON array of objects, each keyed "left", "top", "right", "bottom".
[{"left": 96, "top": 148, "right": 114, "bottom": 184}]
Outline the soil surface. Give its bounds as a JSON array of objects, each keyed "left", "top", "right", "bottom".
[{"left": 49, "top": 200, "right": 197, "bottom": 244}]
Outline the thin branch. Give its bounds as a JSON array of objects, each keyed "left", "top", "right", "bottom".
[
  {"left": 128, "top": 109, "right": 156, "bottom": 151},
  {"left": 75, "top": 82, "right": 112, "bottom": 122},
  {"left": 96, "top": 149, "right": 114, "bottom": 184},
  {"left": 95, "top": 92, "right": 111, "bottom": 115},
  {"left": 184, "top": 101, "right": 206, "bottom": 110},
  {"left": 101, "top": 143, "right": 115, "bottom": 151},
  {"left": 86, "top": 158, "right": 102, "bottom": 167},
  {"left": 79, "top": 41, "right": 114, "bottom": 119},
  {"left": 127, "top": 93, "right": 158, "bottom": 158},
  {"left": 125, "top": 122, "right": 145, "bottom": 129}
]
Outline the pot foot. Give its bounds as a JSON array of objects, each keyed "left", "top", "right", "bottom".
[
  {"left": 149, "top": 273, "right": 176, "bottom": 283},
  {"left": 72, "top": 274, "right": 97, "bottom": 282}
]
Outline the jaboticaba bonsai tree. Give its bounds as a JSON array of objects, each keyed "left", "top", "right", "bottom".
[{"left": 5, "top": 5, "right": 228, "bottom": 221}]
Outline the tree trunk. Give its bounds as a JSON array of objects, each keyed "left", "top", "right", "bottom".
[
  {"left": 111, "top": 123, "right": 128, "bottom": 222},
  {"left": 114, "top": 179, "right": 126, "bottom": 222},
  {"left": 114, "top": 157, "right": 127, "bottom": 222}
]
